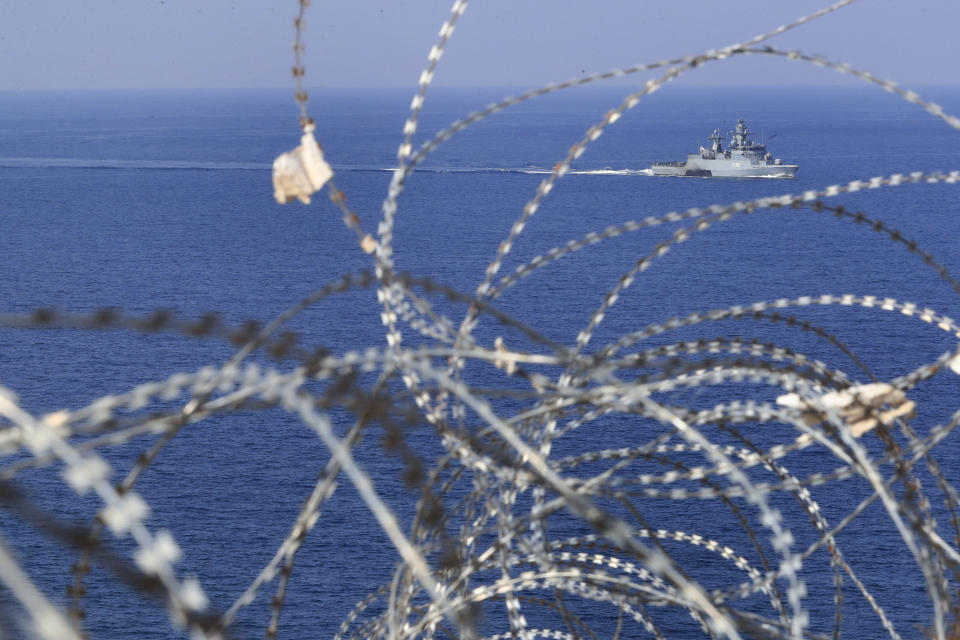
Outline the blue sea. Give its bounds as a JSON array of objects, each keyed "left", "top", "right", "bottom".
[{"left": 0, "top": 85, "right": 959, "bottom": 639}]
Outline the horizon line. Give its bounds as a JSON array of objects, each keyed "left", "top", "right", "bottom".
[{"left": 1, "top": 83, "right": 958, "bottom": 94}]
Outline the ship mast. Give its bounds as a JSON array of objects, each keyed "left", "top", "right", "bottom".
[
  {"left": 708, "top": 128, "right": 723, "bottom": 153},
  {"left": 730, "top": 118, "right": 753, "bottom": 149}
]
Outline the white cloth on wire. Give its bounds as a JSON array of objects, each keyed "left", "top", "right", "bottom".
[{"left": 272, "top": 124, "right": 334, "bottom": 204}]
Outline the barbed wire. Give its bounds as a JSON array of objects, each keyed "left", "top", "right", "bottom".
[{"left": 2, "top": 0, "right": 960, "bottom": 639}]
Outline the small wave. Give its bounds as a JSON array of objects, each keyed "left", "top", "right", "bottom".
[
  {"left": 755, "top": 172, "right": 795, "bottom": 179},
  {"left": 404, "top": 166, "right": 541, "bottom": 175},
  {"left": 568, "top": 168, "right": 654, "bottom": 176},
  {"left": 411, "top": 166, "right": 653, "bottom": 176},
  {"left": 0, "top": 158, "right": 658, "bottom": 177},
  {"left": 0, "top": 157, "right": 269, "bottom": 171}
]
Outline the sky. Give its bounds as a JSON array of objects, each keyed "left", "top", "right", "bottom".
[{"left": 1, "top": 0, "right": 957, "bottom": 92}]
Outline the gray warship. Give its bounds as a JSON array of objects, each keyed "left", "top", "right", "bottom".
[{"left": 650, "top": 119, "right": 797, "bottom": 178}]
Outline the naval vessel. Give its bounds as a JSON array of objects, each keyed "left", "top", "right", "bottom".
[{"left": 650, "top": 119, "right": 797, "bottom": 178}]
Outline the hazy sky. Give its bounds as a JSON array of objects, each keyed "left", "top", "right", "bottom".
[{"left": 2, "top": 1, "right": 957, "bottom": 91}]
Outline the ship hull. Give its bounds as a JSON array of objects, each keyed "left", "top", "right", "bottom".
[
  {"left": 708, "top": 164, "right": 797, "bottom": 178},
  {"left": 650, "top": 162, "right": 797, "bottom": 178}
]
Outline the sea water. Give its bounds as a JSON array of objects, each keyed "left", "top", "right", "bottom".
[{"left": 0, "top": 85, "right": 958, "bottom": 638}]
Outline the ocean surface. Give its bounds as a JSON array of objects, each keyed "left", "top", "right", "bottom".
[{"left": 0, "top": 85, "right": 958, "bottom": 639}]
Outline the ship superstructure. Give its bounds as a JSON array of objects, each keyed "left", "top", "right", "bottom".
[{"left": 650, "top": 119, "right": 797, "bottom": 178}]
